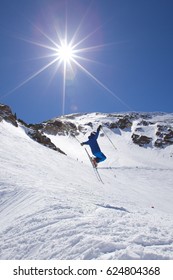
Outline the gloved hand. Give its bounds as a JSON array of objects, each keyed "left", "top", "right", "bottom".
[
  {"left": 81, "top": 143, "right": 84, "bottom": 146},
  {"left": 98, "top": 125, "right": 102, "bottom": 131}
]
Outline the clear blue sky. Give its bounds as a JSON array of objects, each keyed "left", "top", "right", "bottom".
[{"left": 0, "top": 0, "right": 173, "bottom": 123}]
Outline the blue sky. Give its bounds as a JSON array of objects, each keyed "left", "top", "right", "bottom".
[{"left": 0, "top": 0, "right": 173, "bottom": 123}]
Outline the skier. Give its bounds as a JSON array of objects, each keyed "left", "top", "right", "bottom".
[{"left": 81, "top": 125, "right": 106, "bottom": 167}]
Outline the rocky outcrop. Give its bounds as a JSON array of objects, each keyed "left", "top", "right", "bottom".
[
  {"left": 42, "top": 120, "right": 77, "bottom": 136},
  {"left": 132, "top": 134, "right": 152, "bottom": 146},
  {"left": 154, "top": 125, "right": 173, "bottom": 147},
  {"left": 137, "top": 120, "right": 154, "bottom": 126},
  {"left": 27, "top": 129, "right": 66, "bottom": 155},
  {"left": 0, "top": 104, "right": 18, "bottom": 127},
  {"left": 108, "top": 116, "right": 132, "bottom": 130},
  {"left": 0, "top": 103, "right": 66, "bottom": 155}
]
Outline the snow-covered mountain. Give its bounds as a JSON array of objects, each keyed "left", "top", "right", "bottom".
[{"left": 0, "top": 103, "right": 173, "bottom": 260}]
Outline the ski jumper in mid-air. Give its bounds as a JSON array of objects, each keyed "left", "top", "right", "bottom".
[{"left": 81, "top": 125, "right": 106, "bottom": 167}]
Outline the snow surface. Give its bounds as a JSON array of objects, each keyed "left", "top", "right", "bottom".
[{"left": 0, "top": 113, "right": 173, "bottom": 260}]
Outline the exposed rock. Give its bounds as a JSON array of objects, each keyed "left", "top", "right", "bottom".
[
  {"left": 85, "top": 122, "right": 93, "bottom": 128},
  {"left": 42, "top": 120, "right": 77, "bottom": 136},
  {"left": 109, "top": 117, "right": 132, "bottom": 130},
  {"left": 28, "top": 130, "right": 66, "bottom": 155},
  {"left": 0, "top": 104, "right": 18, "bottom": 127},
  {"left": 0, "top": 104, "right": 66, "bottom": 155},
  {"left": 137, "top": 120, "right": 154, "bottom": 126},
  {"left": 28, "top": 123, "right": 44, "bottom": 130},
  {"left": 154, "top": 139, "right": 166, "bottom": 148},
  {"left": 154, "top": 125, "right": 173, "bottom": 147},
  {"left": 132, "top": 134, "right": 152, "bottom": 147}
]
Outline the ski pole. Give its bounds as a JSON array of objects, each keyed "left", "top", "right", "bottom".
[{"left": 101, "top": 127, "right": 117, "bottom": 150}]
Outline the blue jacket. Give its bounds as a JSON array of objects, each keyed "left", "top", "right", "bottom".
[{"left": 82, "top": 127, "right": 101, "bottom": 154}]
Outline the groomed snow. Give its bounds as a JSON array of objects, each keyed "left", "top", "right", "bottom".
[{"left": 0, "top": 113, "right": 173, "bottom": 260}]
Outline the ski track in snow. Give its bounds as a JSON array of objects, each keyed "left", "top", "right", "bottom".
[{"left": 0, "top": 115, "right": 173, "bottom": 260}]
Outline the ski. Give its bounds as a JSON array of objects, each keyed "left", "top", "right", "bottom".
[{"left": 84, "top": 148, "right": 104, "bottom": 184}]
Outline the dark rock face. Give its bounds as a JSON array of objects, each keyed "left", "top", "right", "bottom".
[
  {"left": 109, "top": 117, "right": 132, "bottom": 130},
  {"left": 137, "top": 120, "right": 154, "bottom": 126},
  {"left": 0, "top": 103, "right": 66, "bottom": 155},
  {"left": 0, "top": 104, "right": 18, "bottom": 127},
  {"left": 131, "top": 134, "right": 152, "bottom": 146},
  {"left": 27, "top": 130, "right": 66, "bottom": 155},
  {"left": 154, "top": 125, "right": 173, "bottom": 147},
  {"left": 42, "top": 120, "right": 77, "bottom": 136}
]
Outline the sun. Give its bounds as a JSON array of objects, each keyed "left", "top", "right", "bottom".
[{"left": 57, "top": 41, "right": 74, "bottom": 63}]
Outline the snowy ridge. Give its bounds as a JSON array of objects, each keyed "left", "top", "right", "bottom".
[{"left": 0, "top": 109, "right": 173, "bottom": 260}]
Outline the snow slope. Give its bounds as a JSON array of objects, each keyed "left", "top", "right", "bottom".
[{"left": 0, "top": 113, "right": 173, "bottom": 260}]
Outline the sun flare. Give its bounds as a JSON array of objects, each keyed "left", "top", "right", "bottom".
[{"left": 57, "top": 42, "right": 74, "bottom": 63}]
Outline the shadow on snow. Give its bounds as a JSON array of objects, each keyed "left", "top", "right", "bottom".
[{"left": 95, "top": 203, "right": 130, "bottom": 213}]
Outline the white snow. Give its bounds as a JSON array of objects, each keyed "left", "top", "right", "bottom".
[{"left": 0, "top": 113, "right": 173, "bottom": 260}]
